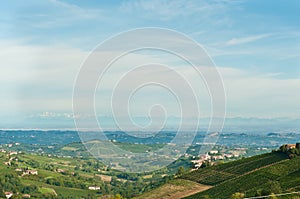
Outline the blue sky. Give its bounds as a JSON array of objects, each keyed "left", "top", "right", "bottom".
[{"left": 1, "top": 0, "right": 300, "bottom": 131}]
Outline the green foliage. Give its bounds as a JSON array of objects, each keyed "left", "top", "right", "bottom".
[
  {"left": 114, "top": 142, "right": 164, "bottom": 153},
  {"left": 0, "top": 173, "right": 23, "bottom": 193},
  {"left": 176, "top": 166, "right": 185, "bottom": 176},
  {"left": 113, "top": 194, "right": 125, "bottom": 199},
  {"left": 21, "top": 184, "right": 38, "bottom": 194},
  {"left": 268, "top": 193, "right": 278, "bottom": 199},
  {"left": 279, "top": 143, "right": 300, "bottom": 158},
  {"left": 0, "top": 150, "right": 171, "bottom": 199},
  {"left": 200, "top": 161, "right": 211, "bottom": 169},
  {"left": 230, "top": 192, "right": 244, "bottom": 199}
]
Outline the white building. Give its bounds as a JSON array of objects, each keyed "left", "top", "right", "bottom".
[
  {"left": 88, "top": 186, "right": 100, "bottom": 190},
  {"left": 224, "top": 154, "right": 233, "bottom": 158},
  {"left": 8, "top": 151, "right": 18, "bottom": 156},
  {"left": 209, "top": 150, "right": 219, "bottom": 154},
  {"left": 5, "top": 192, "right": 13, "bottom": 199},
  {"left": 200, "top": 153, "right": 211, "bottom": 161},
  {"left": 23, "top": 170, "right": 38, "bottom": 175}
]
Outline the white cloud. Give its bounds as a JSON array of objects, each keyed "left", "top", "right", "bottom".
[
  {"left": 218, "top": 67, "right": 300, "bottom": 118},
  {"left": 1, "top": 41, "right": 299, "bottom": 123},
  {"left": 0, "top": 40, "right": 88, "bottom": 113},
  {"left": 225, "top": 34, "right": 271, "bottom": 46},
  {"left": 13, "top": 0, "right": 104, "bottom": 29},
  {"left": 119, "top": 0, "right": 239, "bottom": 22}
]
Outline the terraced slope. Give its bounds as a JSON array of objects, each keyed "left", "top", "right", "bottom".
[
  {"left": 182, "top": 152, "right": 287, "bottom": 185},
  {"left": 184, "top": 152, "right": 300, "bottom": 199}
]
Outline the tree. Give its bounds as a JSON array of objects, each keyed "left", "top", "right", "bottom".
[
  {"left": 255, "top": 189, "right": 263, "bottom": 196},
  {"left": 86, "top": 192, "right": 96, "bottom": 199},
  {"left": 289, "top": 154, "right": 297, "bottom": 159},
  {"left": 269, "top": 181, "right": 281, "bottom": 194},
  {"left": 268, "top": 193, "right": 278, "bottom": 199},
  {"left": 279, "top": 145, "right": 288, "bottom": 153},
  {"left": 230, "top": 192, "right": 245, "bottom": 199},
  {"left": 114, "top": 194, "right": 125, "bottom": 199},
  {"left": 201, "top": 161, "right": 211, "bottom": 168},
  {"left": 176, "top": 166, "right": 185, "bottom": 176},
  {"left": 0, "top": 190, "right": 5, "bottom": 198},
  {"left": 290, "top": 196, "right": 300, "bottom": 199}
]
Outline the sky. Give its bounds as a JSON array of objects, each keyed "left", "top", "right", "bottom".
[{"left": 0, "top": 0, "right": 300, "bottom": 131}]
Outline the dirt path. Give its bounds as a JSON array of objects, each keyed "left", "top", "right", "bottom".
[
  {"left": 168, "top": 184, "right": 212, "bottom": 199},
  {"left": 137, "top": 179, "right": 212, "bottom": 199}
]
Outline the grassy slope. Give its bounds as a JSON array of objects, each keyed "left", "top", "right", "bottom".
[
  {"left": 184, "top": 152, "right": 300, "bottom": 199},
  {"left": 136, "top": 179, "right": 211, "bottom": 199}
]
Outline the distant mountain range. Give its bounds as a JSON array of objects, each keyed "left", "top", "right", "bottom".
[{"left": 1, "top": 115, "right": 300, "bottom": 133}]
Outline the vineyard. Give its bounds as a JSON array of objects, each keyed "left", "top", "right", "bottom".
[
  {"left": 185, "top": 153, "right": 300, "bottom": 199},
  {"left": 182, "top": 152, "right": 287, "bottom": 185}
]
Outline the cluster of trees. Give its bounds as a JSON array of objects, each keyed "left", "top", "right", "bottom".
[
  {"left": 199, "top": 193, "right": 280, "bottom": 199},
  {"left": 107, "top": 174, "right": 172, "bottom": 198},
  {"left": 230, "top": 192, "right": 279, "bottom": 199},
  {"left": 253, "top": 181, "right": 282, "bottom": 198},
  {"left": 0, "top": 173, "right": 53, "bottom": 198},
  {"left": 45, "top": 177, "right": 87, "bottom": 189},
  {"left": 279, "top": 143, "right": 300, "bottom": 159},
  {"left": 44, "top": 171, "right": 170, "bottom": 198},
  {"left": 195, "top": 175, "right": 285, "bottom": 199},
  {"left": 0, "top": 173, "right": 23, "bottom": 195}
]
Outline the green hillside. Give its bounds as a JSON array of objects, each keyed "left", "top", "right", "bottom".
[
  {"left": 182, "top": 151, "right": 300, "bottom": 199},
  {"left": 0, "top": 140, "right": 198, "bottom": 198},
  {"left": 0, "top": 150, "right": 168, "bottom": 199},
  {"left": 0, "top": 151, "right": 111, "bottom": 198}
]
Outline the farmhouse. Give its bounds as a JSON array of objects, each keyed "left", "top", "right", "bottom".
[
  {"left": 212, "top": 155, "right": 224, "bottom": 161},
  {"left": 286, "top": 144, "right": 296, "bottom": 149},
  {"left": 8, "top": 151, "right": 18, "bottom": 156},
  {"left": 22, "top": 194, "right": 31, "bottom": 198},
  {"left": 23, "top": 170, "right": 38, "bottom": 175},
  {"left": 224, "top": 154, "right": 233, "bottom": 158},
  {"left": 4, "top": 192, "right": 13, "bottom": 199},
  {"left": 209, "top": 150, "right": 219, "bottom": 154},
  {"left": 4, "top": 161, "right": 11, "bottom": 166},
  {"left": 88, "top": 185, "right": 101, "bottom": 190},
  {"left": 57, "top": 169, "right": 66, "bottom": 173},
  {"left": 191, "top": 159, "right": 202, "bottom": 164},
  {"left": 199, "top": 153, "right": 211, "bottom": 161},
  {"left": 194, "top": 163, "right": 202, "bottom": 168}
]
